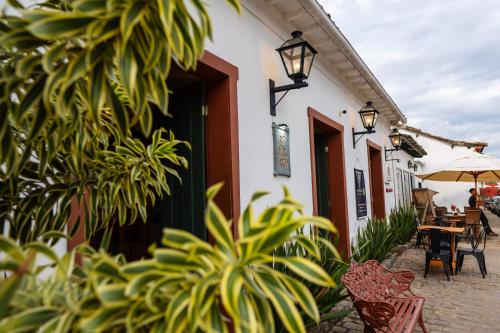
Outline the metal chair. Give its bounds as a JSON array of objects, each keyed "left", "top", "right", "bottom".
[
  {"left": 415, "top": 204, "right": 429, "bottom": 249},
  {"left": 456, "top": 227, "right": 487, "bottom": 278},
  {"left": 424, "top": 229, "right": 452, "bottom": 281}
]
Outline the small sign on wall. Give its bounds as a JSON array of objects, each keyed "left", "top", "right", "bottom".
[
  {"left": 272, "top": 122, "right": 291, "bottom": 177},
  {"left": 354, "top": 168, "right": 368, "bottom": 218}
]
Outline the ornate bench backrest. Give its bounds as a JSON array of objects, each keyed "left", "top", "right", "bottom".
[{"left": 341, "top": 260, "right": 395, "bottom": 302}]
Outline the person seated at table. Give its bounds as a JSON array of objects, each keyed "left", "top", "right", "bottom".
[{"left": 469, "top": 188, "right": 498, "bottom": 236}]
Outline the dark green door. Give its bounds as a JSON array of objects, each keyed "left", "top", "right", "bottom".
[
  {"left": 92, "top": 82, "right": 207, "bottom": 260},
  {"left": 314, "top": 134, "right": 331, "bottom": 219},
  {"left": 152, "top": 82, "right": 207, "bottom": 242}
]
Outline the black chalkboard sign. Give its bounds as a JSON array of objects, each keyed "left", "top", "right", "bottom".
[{"left": 354, "top": 169, "right": 367, "bottom": 218}]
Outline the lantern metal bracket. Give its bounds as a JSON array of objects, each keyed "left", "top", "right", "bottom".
[
  {"left": 270, "top": 79, "right": 308, "bottom": 116},
  {"left": 352, "top": 128, "right": 376, "bottom": 149},
  {"left": 384, "top": 147, "right": 400, "bottom": 162}
]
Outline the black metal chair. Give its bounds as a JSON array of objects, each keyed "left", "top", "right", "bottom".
[
  {"left": 415, "top": 205, "right": 429, "bottom": 249},
  {"left": 456, "top": 228, "right": 487, "bottom": 278},
  {"left": 424, "top": 229, "right": 453, "bottom": 281}
]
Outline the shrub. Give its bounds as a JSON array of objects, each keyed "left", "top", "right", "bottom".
[
  {"left": 351, "top": 206, "right": 417, "bottom": 264},
  {"left": 389, "top": 205, "right": 416, "bottom": 245},
  {"left": 0, "top": 186, "right": 338, "bottom": 333},
  {"left": 351, "top": 218, "right": 393, "bottom": 263},
  {"left": 273, "top": 228, "right": 351, "bottom": 331}
]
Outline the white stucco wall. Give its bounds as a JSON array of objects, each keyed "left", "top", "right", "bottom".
[
  {"left": 402, "top": 130, "right": 480, "bottom": 210},
  {"left": 384, "top": 149, "right": 418, "bottom": 212},
  {"left": 204, "top": 1, "right": 410, "bottom": 244}
]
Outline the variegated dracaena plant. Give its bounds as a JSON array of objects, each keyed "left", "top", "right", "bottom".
[
  {"left": 0, "top": 185, "right": 338, "bottom": 333},
  {"left": 0, "top": 0, "right": 240, "bottom": 244}
]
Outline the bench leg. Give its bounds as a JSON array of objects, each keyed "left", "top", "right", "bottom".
[{"left": 418, "top": 311, "right": 429, "bottom": 333}]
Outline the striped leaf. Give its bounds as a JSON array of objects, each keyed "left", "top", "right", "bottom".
[
  {"left": 273, "top": 256, "right": 335, "bottom": 288},
  {"left": 28, "top": 15, "right": 95, "bottom": 39},
  {"left": 255, "top": 272, "right": 305, "bottom": 333}
]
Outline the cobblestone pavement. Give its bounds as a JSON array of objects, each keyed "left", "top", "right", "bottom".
[{"left": 333, "top": 210, "right": 500, "bottom": 333}]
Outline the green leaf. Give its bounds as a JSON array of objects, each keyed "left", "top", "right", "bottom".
[
  {"left": 28, "top": 14, "right": 95, "bottom": 39},
  {"left": 294, "top": 234, "right": 321, "bottom": 260},
  {"left": 273, "top": 256, "right": 335, "bottom": 288},
  {"left": 42, "top": 42, "right": 66, "bottom": 72},
  {"left": 88, "top": 61, "right": 106, "bottom": 122},
  {"left": 220, "top": 265, "right": 243, "bottom": 319},
  {"left": 205, "top": 197, "right": 234, "bottom": 254},
  {"left": 281, "top": 274, "right": 319, "bottom": 321},
  {"left": 72, "top": 0, "right": 107, "bottom": 14},
  {"left": 0, "top": 275, "right": 23, "bottom": 318},
  {"left": 106, "top": 81, "right": 129, "bottom": 137},
  {"left": 165, "top": 290, "right": 189, "bottom": 333},
  {"left": 79, "top": 307, "right": 122, "bottom": 333},
  {"left": 118, "top": 43, "right": 138, "bottom": 97},
  {"left": 120, "top": 1, "right": 146, "bottom": 46},
  {"left": 0, "top": 307, "right": 59, "bottom": 332},
  {"left": 255, "top": 272, "right": 305, "bottom": 333},
  {"left": 18, "top": 75, "right": 47, "bottom": 119}
]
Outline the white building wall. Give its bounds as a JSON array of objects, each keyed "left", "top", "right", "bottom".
[
  {"left": 384, "top": 149, "right": 418, "bottom": 212},
  {"left": 402, "top": 130, "right": 479, "bottom": 210},
  {"left": 204, "top": 1, "right": 406, "bottom": 243}
]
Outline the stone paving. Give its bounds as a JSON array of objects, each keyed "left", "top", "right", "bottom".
[{"left": 333, "top": 210, "right": 500, "bottom": 333}]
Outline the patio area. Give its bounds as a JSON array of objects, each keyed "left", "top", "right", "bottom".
[{"left": 335, "top": 210, "right": 500, "bottom": 333}]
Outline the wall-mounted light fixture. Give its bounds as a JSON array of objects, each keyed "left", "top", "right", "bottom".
[
  {"left": 408, "top": 161, "right": 413, "bottom": 169},
  {"left": 270, "top": 31, "right": 317, "bottom": 116},
  {"left": 384, "top": 127, "right": 402, "bottom": 162},
  {"left": 352, "top": 102, "right": 379, "bottom": 148},
  {"left": 414, "top": 164, "right": 418, "bottom": 172}
]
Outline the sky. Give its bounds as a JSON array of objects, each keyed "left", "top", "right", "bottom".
[{"left": 319, "top": 0, "right": 500, "bottom": 157}]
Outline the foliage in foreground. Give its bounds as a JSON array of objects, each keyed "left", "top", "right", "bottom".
[
  {"left": 351, "top": 206, "right": 416, "bottom": 263},
  {"left": 0, "top": 127, "right": 188, "bottom": 246},
  {"left": 0, "top": 0, "right": 240, "bottom": 244},
  {"left": 0, "top": 186, "right": 338, "bottom": 333},
  {"left": 274, "top": 228, "right": 350, "bottom": 331}
]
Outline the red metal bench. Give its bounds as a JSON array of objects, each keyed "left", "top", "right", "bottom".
[{"left": 342, "top": 260, "right": 428, "bottom": 333}]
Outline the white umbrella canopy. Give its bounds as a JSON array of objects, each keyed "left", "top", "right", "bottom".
[{"left": 416, "top": 153, "right": 500, "bottom": 190}]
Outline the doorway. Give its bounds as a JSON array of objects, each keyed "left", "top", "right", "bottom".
[
  {"left": 308, "top": 107, "right": 350, "bottom": 258},
  {"left": 92, "top": 79, "right": 207, "bottom": 260},
  {"left": 80, "top": 52, "right": 240, "bottom": 260},
  {"left": 367, "top": 141, "right": 385, "bottom": 219}
]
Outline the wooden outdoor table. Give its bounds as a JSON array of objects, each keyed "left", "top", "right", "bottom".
[{"left": 417, "top": 225, "right": 465, "bottom": 270}]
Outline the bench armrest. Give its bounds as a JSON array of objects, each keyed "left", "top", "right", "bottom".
[
  {"left": 354, "top": 300, "right": 395, "bottom": 331},
  {"left": 388, "top": 270, "right": 416, "bottom": 297}
]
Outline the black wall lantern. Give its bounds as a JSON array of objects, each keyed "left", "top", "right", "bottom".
[
  {"left": 413, "top": 164, "right": 418, "bottom": 172},
  {"left": 352, "top": 102, "right": 379, "bottom": 148},
  {"left": 385, "top": 127, "right": 402, "bottom": 162},
  {"left": 408, "top": 161, "right": 413, "bottom": 169},
  {"left": 270, "top": 31, "right": 317, "bottom": 116}
]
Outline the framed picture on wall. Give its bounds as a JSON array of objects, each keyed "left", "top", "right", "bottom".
[
  {"left": 272, "top": 122, "right": 291, "bottom": 177},
  {"left": 354, "top": 169, "right": 367, "bottom": 218}
]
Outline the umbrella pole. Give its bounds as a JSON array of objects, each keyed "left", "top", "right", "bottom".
[{"left": 474, "top": 174, "right": 479, "bottom": 207}]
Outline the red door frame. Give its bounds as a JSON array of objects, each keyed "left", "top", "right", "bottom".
[
  {"left": 68, "top": 51, "right": 241, "bottom": 251},
  {"left": 198, "top": 51, "right": 241, "bottom": 235},
  {"left": 367, "top": 140, "right": 386, "bottom": 219},
  {"left": 308, "top": 107, "right": 350, "bottom": 258}
]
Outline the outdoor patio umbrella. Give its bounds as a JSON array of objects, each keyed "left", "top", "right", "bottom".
[{"left": 416, "top": 154, "right": 500, "bottom": 192}]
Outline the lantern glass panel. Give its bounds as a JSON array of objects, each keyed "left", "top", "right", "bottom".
[
  {"left": 389, "top": 131, "right": 401, "bottom": 148},
  {"left": 302, "top": 46, "right": 316, "bottom": 77},
  {"left": 280, "top": 44, "right": 304, "bottom": 78},
  {"left": 361, "top": 111, "right": 378, "bottom": 130}
]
